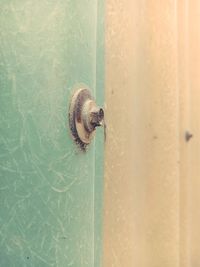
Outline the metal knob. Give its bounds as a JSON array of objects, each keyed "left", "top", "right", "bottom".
[{"left": 69, "top": 88, "right": 104, "bottom": 150}]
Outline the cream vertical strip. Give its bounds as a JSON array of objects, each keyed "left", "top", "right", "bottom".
[
  {"left": 187, "top": 1, "right": 200, "bottom": 265},
  {"left": 178, "top": 0, "right": 191, "bottom": 266},
  {"left": 143, "top": 1, "right": 180, "bottom": 266},
  {"left": 104, "top": 1, "right": 180, "bottom": 266},
  {"left": 104, "top": 1, "right": 146, "bottom": 266}
]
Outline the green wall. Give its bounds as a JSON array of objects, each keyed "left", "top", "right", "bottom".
[{"left": 0, "top": 1, "right": 104, "bottom": 266}]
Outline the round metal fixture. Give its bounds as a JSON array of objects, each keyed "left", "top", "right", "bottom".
[{"left": 69, "top": 88, "right": 104, "bottom": 150}]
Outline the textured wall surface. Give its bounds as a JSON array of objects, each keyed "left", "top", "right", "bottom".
[
  {"left": 104, "top": 1, "right": 200, "bottom": 266},
  {"left": 0, "top": 1, "right": 104, "bottom": 266}
]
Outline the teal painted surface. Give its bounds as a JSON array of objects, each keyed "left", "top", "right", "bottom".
[{"left": 0, "top": 1, "right": 104, "bottom": 266}]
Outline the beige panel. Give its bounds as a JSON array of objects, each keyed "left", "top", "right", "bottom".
[
  {"left": 104, "top": 1, "right": 200, "bottom": 266},
  {"left": 178, "top": 1, "right": 190, "bottom": 266},
  {"left": 186, "top": 1, "right": 200, "bottom": 265}
]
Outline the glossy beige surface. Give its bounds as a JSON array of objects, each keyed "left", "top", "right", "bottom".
[{"left": 104, "top": 1, "right": 200, "bottom": 266}]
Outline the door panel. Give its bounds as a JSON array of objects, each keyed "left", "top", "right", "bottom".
[{"left": 0, "top": 1, "right": 104, "bottom": 266}]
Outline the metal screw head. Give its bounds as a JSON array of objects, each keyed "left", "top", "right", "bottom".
[
  {"left": 82, "top": 100, "right": 104, "bottom": 133},
  {"left": 90, "top": 107, "right": 104, "bottom": 128},
  {"left": 69, "top": 88, "right": 104, "bottom": 150}
]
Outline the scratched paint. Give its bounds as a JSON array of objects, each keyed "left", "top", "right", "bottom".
[{"left": 0, "top": 1, "right": 104, "bottom": 266}]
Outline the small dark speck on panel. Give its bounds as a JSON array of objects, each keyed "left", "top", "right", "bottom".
[{"left": 185, "top": 131, "right": 193, "bottom": 142}]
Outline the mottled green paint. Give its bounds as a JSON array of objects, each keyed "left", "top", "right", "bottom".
[{"left": 0, "top": 1, "right": 104, "bottom": 266}]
